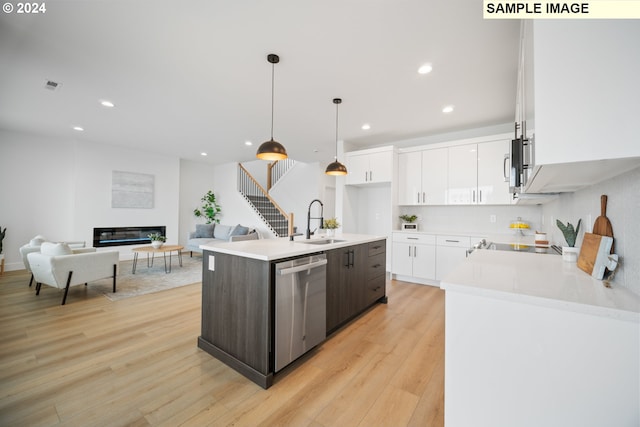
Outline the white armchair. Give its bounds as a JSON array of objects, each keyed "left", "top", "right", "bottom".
[
  {"left": 28, "top": 242, "right": 119, "bottom": 305},
  {"left": 19, "top": 237, "right": 87, "bottom": 287}
]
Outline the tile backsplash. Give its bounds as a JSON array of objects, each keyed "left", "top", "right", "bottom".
[{"left": 542, "top": 165, "right": 640, "bottom": 296}]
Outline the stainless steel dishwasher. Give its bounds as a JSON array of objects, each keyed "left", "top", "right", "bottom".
[{"left": 274, "top": 253, "right": 327, "bottom": 372}]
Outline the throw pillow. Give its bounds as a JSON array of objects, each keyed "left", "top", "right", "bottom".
[
  {"left": 229, "top": 224, "right": 249, "bottom": 237},
  {"left": 213, "top": 225, "right": 232, "bottom": 240},
  {"left": 40, "top": 242, "right": 73, "bottom": 256},
  {"left": 194, "top": 224, "right": 215, "bottom": 238},
  {"left": 30, "top": 235, "right": 47, "bottom": 247}
]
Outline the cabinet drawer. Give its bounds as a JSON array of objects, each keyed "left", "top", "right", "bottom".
[
  {"left": 368, "top": 240, "right": 386, "bottom": 256},
  {"left": 365, "top": 275, "right": 386, "bottom": 305},
  {"left": 436, "top": 235, "right": 471, "bottom": 248},
  {"left": 367, "top": 253, "right": 386, "bottom": 280},
  {"left": 392, "top": 233, "right": 436, "bottom": 245}
]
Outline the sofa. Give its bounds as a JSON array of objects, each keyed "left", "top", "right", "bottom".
[{"left": 186, "top": 223, "right": 259, "bottom": 255}]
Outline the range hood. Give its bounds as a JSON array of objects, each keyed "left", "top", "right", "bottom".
[{"left": 524, "top": 157, "right": 640, "bottom": 194}]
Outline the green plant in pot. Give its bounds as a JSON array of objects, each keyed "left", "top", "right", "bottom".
[
  {"left": 147, "top": 232, "right": 167, "bottom": 248},
  {"left": 194, "top": 190, "right": 222, "bottom": 224},
  {"left": 556, "top": 219, "right": 581, "bottom": 262},
  {"left": 399, "top": 214, "right": 417, "bottom": 223},
  {"left": 323, "top": 218, "right": 340, "bottom": 236}
]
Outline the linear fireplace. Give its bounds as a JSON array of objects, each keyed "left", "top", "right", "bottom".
[{"left": 93, "top": 226, "right": 166, "bottom": 248}]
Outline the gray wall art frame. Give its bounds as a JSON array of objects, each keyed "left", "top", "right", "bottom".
[{"left": 112, "top": 171, "right": 154, "bottom": 209}]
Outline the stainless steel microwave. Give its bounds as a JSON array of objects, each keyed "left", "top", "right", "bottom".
[{"left": 509, "top": 123, "right": 534, "bottom": 194}]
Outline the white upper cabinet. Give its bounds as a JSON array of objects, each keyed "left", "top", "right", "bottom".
[
  {"left": 447, "top": 140, "right": 511, "bottom": 205},
  {"left": 521, "top": 21, "right": 640, "bottom": 193},
  {"left": 345, "top": 146, "right": 394, "bottom": 185},
  {"left": 477, "top": 139, "right": 511, "bottom": 205},
  {"left": 398, "top": 148, "right": 447, "bottom": 205},
  {"left": 447, "top": 144, "right": 477, "bottom": 205}
]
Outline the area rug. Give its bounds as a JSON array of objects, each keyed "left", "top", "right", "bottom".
[{"left": 91, "top": 254, "right": 203, "bottom": 301}]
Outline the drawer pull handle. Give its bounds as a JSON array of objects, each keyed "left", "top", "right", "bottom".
[
  {"left": 372, "top": 264, "right": 381, "bottom": 268},
  {"left": 445, "top": 239, "right": 459, "bottom": 243},
  {"left": 407, "top": 237, "right": 419, "bottom": 240}
]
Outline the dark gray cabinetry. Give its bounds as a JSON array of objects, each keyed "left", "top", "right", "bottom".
[
  {"left": 198, "top": 239, "right": 387, "bottom": 388},
  {"left": 326, "top": 239, "right": 387, "bottom": 334},
  {"left": 198, "top": 251, "right": 273, "bottom": 388}
]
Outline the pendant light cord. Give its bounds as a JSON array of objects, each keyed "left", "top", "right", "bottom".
[
  {"left": 335, "top": 102, "right": 339, "bottom": 160},
  {"left": 271, "top": 61, "right": 275, "bottom": 141}
]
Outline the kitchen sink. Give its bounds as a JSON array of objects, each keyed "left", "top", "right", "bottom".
[{"left": 298, "top": 239, "right": 346, "bottom": 245}]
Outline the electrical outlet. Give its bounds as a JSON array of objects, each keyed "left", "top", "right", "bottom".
[
  {"left": 490, "top": 214, "right": 497, "bottom": 223},
  {"left": 585, "top": 214, "right": 592, "bottom": 232}
]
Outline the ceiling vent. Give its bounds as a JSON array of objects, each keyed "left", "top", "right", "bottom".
[{"left": 44, "top": 80, "right": 61, "bottom": 91}]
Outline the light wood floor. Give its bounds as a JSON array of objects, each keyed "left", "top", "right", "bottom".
[{"left": 0, "top": 269, "right": 444, "bottom": 427}]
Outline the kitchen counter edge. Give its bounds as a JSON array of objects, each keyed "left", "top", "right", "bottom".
[
  {"left": 200, "top": 233, "right": 387, "bottom": 261},
  {"left": 440, "top": 250, "right": 640, "bottom": 323}
]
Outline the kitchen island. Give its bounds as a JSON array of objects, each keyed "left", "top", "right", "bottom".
[
  {"left": 440, "top": 250, "right": 640, "bottom": 427},
  {"left": 197, "top": 234, "right": 388, "bottom": 388}
]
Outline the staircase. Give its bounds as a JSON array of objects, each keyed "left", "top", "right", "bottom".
[{"left": 238, "top": 163, "right": 290, "bottom": 237}]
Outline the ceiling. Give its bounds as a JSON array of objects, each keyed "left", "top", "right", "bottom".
[{"left": 0, "top": 1, "right": 520, "bottom": 166}]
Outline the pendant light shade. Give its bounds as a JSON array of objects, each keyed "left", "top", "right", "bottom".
[
  {"left": 257, "top": 54, "right": 288, "bottom": 160},
  {"left": 325, "top": 98, "right": 348, "bottom": 175}
]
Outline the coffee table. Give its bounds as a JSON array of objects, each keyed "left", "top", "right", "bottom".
[{"left": 132, "top": 245, "right": 184, "bottom": 274}]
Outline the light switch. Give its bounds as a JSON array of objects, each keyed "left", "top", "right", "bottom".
[{"left": 208, "top": 255, "right": 215, "bottom": 271}]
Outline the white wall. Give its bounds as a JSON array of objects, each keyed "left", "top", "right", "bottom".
[
  {"left": 542, "top": 166, "right": 640, "bottom": 295},
  {"left": 0, "top": 130, "right": 180, "bottom": 268},
  {"left": 179, "top": 159, "right": 216, "bottom": 245}
]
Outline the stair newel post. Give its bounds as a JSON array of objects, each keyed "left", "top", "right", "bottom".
[{"left": 288, "top": 213, "right": 294, "bottom": 240}]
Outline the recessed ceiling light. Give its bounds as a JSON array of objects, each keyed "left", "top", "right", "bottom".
[
  {"left": 361, "top": 123, "right": 371, "bottom": 130},
  {"left": 245, "top": 141, "right": 253, "bottom": 146},
  {"left": 418, "top": 64, "right": 433, "bottom": 75},
  {"left": 72, "top": 126, "right": 84, "bottom": 131},
  {"left": 442, "top": 105, "right": 454, "bottom": 113},
  {"left": 100, "top": 100, "right": 115, "bottom": 108},
  {"left": 201, "top": 152, "right": 207, "bottom": 156}
]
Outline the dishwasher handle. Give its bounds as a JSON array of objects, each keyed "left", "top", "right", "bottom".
[{"left": 278, "top": 259, "right": 328, "bottom": 275}]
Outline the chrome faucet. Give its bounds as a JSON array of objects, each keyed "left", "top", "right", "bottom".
[{"left": 306, "top": 199, "right": 324, "bottom": 239}]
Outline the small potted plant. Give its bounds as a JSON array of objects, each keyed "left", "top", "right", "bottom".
[
  {"left": 323, "top": 218, "right": 340, "bottom": 237},
  {"left": 399, "top": 214, "right": 418, "bottom": 231},
  {"left": 556, "top": 218, "right": 581, "bottom": 262},
  {"left": 147, "top": 232, "right": 167, "bottom": 249}
]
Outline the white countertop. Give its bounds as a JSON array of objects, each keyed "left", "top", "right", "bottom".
[
  {"left": 440, "top": 250, "right": 640, "bottom": 322},
  {"left": 200, "top": 233, "right": 387, "bottom": 261}
]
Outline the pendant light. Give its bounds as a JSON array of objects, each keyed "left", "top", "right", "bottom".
[
  {"left": 256, "top": 54, "right": 288, "bottom": 160},
  {"left": 325, "top": 98, "right": 348, "bottom": 175}
]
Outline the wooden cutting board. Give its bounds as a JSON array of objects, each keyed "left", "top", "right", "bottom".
[
  {"left": 578, "top": 232, "right": 613, "bottom": 277},
  {"left": 592, "top": 195, "right": 614, "bottom": 253}
]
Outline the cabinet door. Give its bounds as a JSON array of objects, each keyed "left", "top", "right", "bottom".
[
  {"left": 477, "top": 139, "right": 511, "bottom": 205},
  {"left": 448, "top": 144, "right": 478, "bottom": 205},
  {"left": 325, "top": 248, "right": 351, "bottom": 333},
  {"left": 349, "top": 243, "right": 369, "bottom": 314},
  {"left": 392, "top": 242, "right": 413, "bottom": 276},
  {"left": 398, "top": 152, "right": 423, "bottom": 205},
  {"left": 422, "top": 148, "right": 448, "bottom": 205},
  {"left": 368, "top": 151, "right": 392, "bottom": 183},
  {"left": 412, "top": 244, "right": 436, "bottom": 280},
  {"left": 345, "top": 153, "right": 370, "bottom": 185},
  {"left": 436, "top": 245, "right": 468, "bottom": 281}
]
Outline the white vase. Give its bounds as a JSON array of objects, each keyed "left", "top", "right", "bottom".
[
  {"left": 326, "top": 229, "right": 335, "bottom": 237},
  {"left": 151, "top": 241, "right": 163, "bottom": 249},
  {"left": 562, "top": 246, "right": 580, "bottom": 262}
]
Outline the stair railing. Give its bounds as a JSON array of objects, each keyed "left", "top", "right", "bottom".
[
  {"left": 238, "top": 163, "right": 291, "bottom": 237},
  {"left": 267, "top": 158, "right": 295, "bottom": 191}
]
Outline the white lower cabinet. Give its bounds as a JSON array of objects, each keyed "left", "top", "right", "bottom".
[
  {"left": 391, "top": 233, "right": 436, "bottom": 281},
  {"left": 435, "top": 235, "right": 471, "bottom": 281},
  {"left": 392, "top": 232, "right": 474, "bottom": 284}
]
